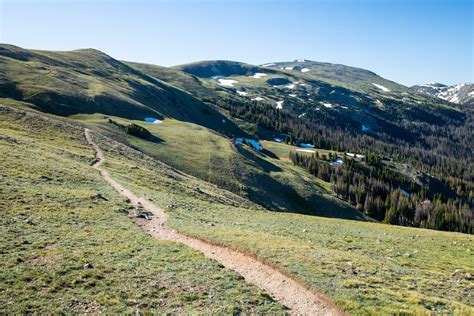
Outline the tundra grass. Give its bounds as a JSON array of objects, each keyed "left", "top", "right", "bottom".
[
  {"left": 261, "top": 140, "right": 341, "bottom": 160},
  {"left": 88, "top": 119, "right": 474, "bottom": 315},
  {"left": 0, "top": 106, "right": 285, "bottom": 314}
]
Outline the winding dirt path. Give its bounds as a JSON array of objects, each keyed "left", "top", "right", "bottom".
[{"left": 84, "top": 128, "right": 345, "bottom": 315}]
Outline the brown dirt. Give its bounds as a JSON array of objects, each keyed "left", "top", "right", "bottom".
[{"left": 84, "top": 128, "right": 346, "bottom": 315}]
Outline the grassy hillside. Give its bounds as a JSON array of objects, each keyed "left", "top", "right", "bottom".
[
  {"left": 125, "top": 61, "right": 215, "bottom": 101},
  {"left": 170, "top": 206, "right": 474, "bottom": 314},
  {"left": 0, "top": 44, "right": 242, "bottom": 136},
  {"left": 0, "top": 105, "right": 285, "bottom": 314},
  {"left": 173, "top": 60, "right": 276, "bottom": 78},
  {"left": 265, "top": 60, "right": 405, "bottom": 92},
  {"left": 73, "top": 113, "right": 362, "bottom": 220}
]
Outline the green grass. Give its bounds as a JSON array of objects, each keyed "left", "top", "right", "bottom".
[
  {"left": 261, "top": 140, "right": 340, "bottom": 160},
  {"left": 0, "top": 105, "right": 285, "bottom": 314},
  {"left": 169, "top": 210, "right": 473, "bottom": 315}
]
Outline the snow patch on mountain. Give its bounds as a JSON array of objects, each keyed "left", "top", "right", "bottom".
[
  {"left": 250, "top": 73, "right": 268, "bottom": 79},
  {"left": 411, "top": 82, "right": 474, "bottom": 105},
  {"left": 276, "top": 101, "right": 284, "bottom": 109},
  {"left": 372, "top": 83, "right": 390, "bottom": 92},
  {"left": 218, "top": 79, "right": 238, "bottom": 87}
]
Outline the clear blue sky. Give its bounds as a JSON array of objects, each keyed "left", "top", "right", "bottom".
[{"left": 0, "top": 0, "right": 472, "bottom": 86}]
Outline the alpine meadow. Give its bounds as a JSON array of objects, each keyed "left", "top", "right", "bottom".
[{"left": 0, "top": 0, "right": 472, "bottom": 315}]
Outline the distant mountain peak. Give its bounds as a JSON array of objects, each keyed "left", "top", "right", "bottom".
[{"left": 411, "top": 82, "right": 474, "bottom": 106}]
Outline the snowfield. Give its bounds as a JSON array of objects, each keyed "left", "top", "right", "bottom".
[
  {"left": 218, "top": 79, "right": 238, "bottom": 87},
  {"left": 372, "top": 83, "right": 390, "bottom": 92},
  {"left": 286, "top": 83, "right": 296, "bottom": 89},
  {"left": 237, "top": 90, "right": 248, "bottom": 96},
  {"left": 250, "top": 73, "right": 268, "bottom": 79},
  {"left": 262, "top": 63, "right": 276, "bottom": 67},
  {"left": 413, "top": 82, "right": 473, "bottom": 104},
  {"left": 296, "top": 149, "right": 315, "bottom": 153},
  {"left": 289, "top": 94, "right": 297, "bottom": 97},
  {"left": 438, "top": 83, "right": 467, "bottom": 103},
  {"left": 276, "top": 101, "right": 284, "bottom": 109},
  {"left": 252, "top": 97, "right": 264, "bottom": 101},
  {"left": 320, "top": 102, "right": 333, "bottom": 108},
  {"left": 301, "top": 68, "right": 310, "bottom": 73},
  {"left": 284, "top": 66, "right": 294, "bottom": 70}
]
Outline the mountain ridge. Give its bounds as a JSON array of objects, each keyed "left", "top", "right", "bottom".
[{"left": 411, "top": 82, "right": 474, "bottom": 106}]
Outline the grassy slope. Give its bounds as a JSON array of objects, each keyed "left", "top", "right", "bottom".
[
  {"left": 266, "top": 60, "right": 405, "bottom": 92},
  {"left": 0, "top": 105, "right": 285, "bottom": 314},
  {"left": 169, "top": 209, "right": 474, "bottom": 315},
  {"left": 0, "top": 44, "right": 242, "bottom": 136},
  {"left": 124, "top": 61, "right": 216, "bottom": 101},
  {"left": 75, "top": 109, "right": 474, "bottom": 315},
  {"left": 172, "top": 60, "right": 276, "bottom": 78},
  {"left": 261, "top": 140, "right": 340, "bottom": 160},
  {"left": 74, "top": 114, "right": 362, "bottom": 220}
]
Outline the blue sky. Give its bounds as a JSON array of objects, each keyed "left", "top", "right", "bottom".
[{"left": 0, "top": 0, "right": 472, "bottom": 86}]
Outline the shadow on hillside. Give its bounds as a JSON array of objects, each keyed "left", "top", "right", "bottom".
[
  {"left": 6, "top": 79, "right": 247, "bottom": 141},
  {"left": 234, "top": 145, "right": 366, "bottom": 222},
  {"left": 144, "top": 133, "right": 164, "bottom": 144},
  {"left": 243, "top": 164, "right": 366, "bottom": 221},
  {"left": 236, "top": 145, "right": 282, "bottom": 173},
  {"left": 261, "top": 148, "right": 279, "bottom": 160}
]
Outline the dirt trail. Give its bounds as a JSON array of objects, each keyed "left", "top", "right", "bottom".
[{"left": 84, "top": 128, "right": 345, "bottom": 316}]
